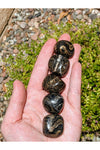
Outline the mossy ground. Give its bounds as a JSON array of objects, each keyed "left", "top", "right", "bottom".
[{"left": 4, "top": 19, "right": 100, "bottom": 140}]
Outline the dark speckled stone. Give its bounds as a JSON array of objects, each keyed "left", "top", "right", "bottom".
[
  {"left": 42, "top": 74, "right": 65, "bottom": 93},
  {"left": 43, "top": 93, "right": 64, "bottom": 114},
  {"left": 54, "top": 40, "right": 74, "bottom": 58},
  {"left": 43, "top": 114, "right": 64, "bottom": 138},
  {"left": 48, "top": 54, "right": 70, "bottom": 77}
]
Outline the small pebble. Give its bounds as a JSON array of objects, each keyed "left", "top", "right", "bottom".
[
  {"left": 19, "top": 22, "right": 26, "bottom": 29},
  {"left": 84, "top": 15, "right": 89, "bottom": 20},
  {"left": 97, "top": 13, "right": 100, "bottom": 18},
  {"left": 0, "top": 77, "right": 3, "bottom": 84},
  {"left": 31, "top": 33, "right": 38, "bottom": 40},
  {"left": 13, "top": 24, "right": 18, "bottom": 30},
  {"left": 27, "top": 15, "right": 34, "bottom": 20},
  {"left": 0, "top": 60, "right": 4, "bottom": 66},
  {"left": 92, "top": 9, "right": 99, "bottom": 14},
  {"left": 83, "top": 8, "right": 90, "bottom": 15},
  {"left": 89, "top": 14, "right": 97, "bottom": 20},
  {"left": 0, "top": 84, "right": 3, "bottom": 92},
  {"left": 22, "top": 37, "right": 28, "bottom": 42},
  {"left": 96, "top": 136, "right": 100, "bottom": 141},
  {"left": 3, "top": 36, "right": 6, "bottom": 42},
  {"left": 35, "top": 11, "right": 41, "bottom": 17},
  {"left": 0, "top": 68, "right": 2, "bottom": 74},
  {"left": 76, "top": 14, "right": 83, "bottom": 20},
  {"left": 0, "top": 48, "right": 2, "bottom": 52},
  {"left": 34, "top": 22, "right": 39, "bottom": 28},
  {"left": 72, "top": 12, "right": 77, "bottom": 20},
  {"left": 28, "top": 19, "right": 35, "bottom": 26},
  {"left": 39, "top": 33, "right": 45, "bottom": 39},
  {"left": 43, "top": 24, "right": 48, "bottom": 29},
  {"left": 13, "top": 48, "right": 19, "bottom": 54},
  {"left": 75, "top": 10, "right": 82, "bottom": 15},
  {"left": 17, "top": 16, "right": 23, "bottom": 21},
  {"left": 9, "top": 40, "right": 14, "bottom": 45},
  {"left": 29, "top": 27, "right": 33, "bottom": 30}
]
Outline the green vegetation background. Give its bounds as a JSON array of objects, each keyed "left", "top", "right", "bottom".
[{"left": 4, "top": 19, "right": 100, "bottom": 140}]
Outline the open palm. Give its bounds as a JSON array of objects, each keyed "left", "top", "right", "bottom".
[{"left": 1, "top": 33, "right": 82, "bottom": 141}]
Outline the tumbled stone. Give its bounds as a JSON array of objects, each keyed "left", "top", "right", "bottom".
[
  {"left": 43, "top": 114, "right": 64, "bottom": 138},
  {"left": 48, "top": 54, "right": 70, "bottom": 77},
  {"left": 42, "top": 74, "right": 65, "bottom": 93},
  {"left": 43, "top": 93, "right": 64, "bottom": 114},
  {"left": 54, "top": 40, "right": 74, "bottom": 58}
]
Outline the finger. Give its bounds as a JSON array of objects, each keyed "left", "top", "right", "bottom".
[
  {"left": 67, "top": 62, "right": 82, "bottom": 110},
  {"left": 64, "top": 43, "right": 81, "bottom": 79},
  {"left": 58, "top": 33, "right": 71, "bottom": 41},
  {"left": 70, "top": 44, "right": 81, "bottom": 65},
  {"left": 57, "top": 33, "right": 81, "bottom": 94},
  {"left": 59, "top": 34, "right": 81, "bottom": 79},
  {"left": 27, "top": 39, "right": 56, "bottom": 92},
  {"left": 63, "top": 44, "right": 81, "bottom": 94},
  {"left": 2, "top": 80, "right": 27, "bottom": 124}
]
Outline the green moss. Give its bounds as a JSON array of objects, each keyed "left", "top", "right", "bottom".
[{"left": 4, "top": 19, "right": 100, "bottom": 139}]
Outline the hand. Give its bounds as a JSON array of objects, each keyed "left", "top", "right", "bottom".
[{"left": 1, "top": 33, "right": 82, "bottom": 141}]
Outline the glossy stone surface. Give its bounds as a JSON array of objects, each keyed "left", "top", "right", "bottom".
[
  {"left": 43, "top": 93, "right": 64, "bottom": 114},
  {"left": 54, "top": 40, "right": 74, "bottom": 58},
  {"left": 43, "top": 114, "right": 64, "bottom": 138},
  {"left": 48, "top": 54, "right": 70, "bottom": 77},
  {"left": 42, "top": 74, "right": 65, "bottom": 93}
]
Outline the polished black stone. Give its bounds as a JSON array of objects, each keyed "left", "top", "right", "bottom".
[
  {"left": 42, "top": 74, "right": 65, "bottom": 93},
  {"left": 43, "top": 114, "right": 64, "bottom": 138},
  {"left": 48, "top": 54, "right": 70, "bottom": 77},
  {"left": 43, "top": 93, "right": 64, "bottom": 114},
  {"left": 54, "top": 40, "right": 74, "bottom": 58}
]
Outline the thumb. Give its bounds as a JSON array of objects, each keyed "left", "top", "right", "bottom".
[{"left": 3, "top": 80, "right": 27, "bottom": 124}]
